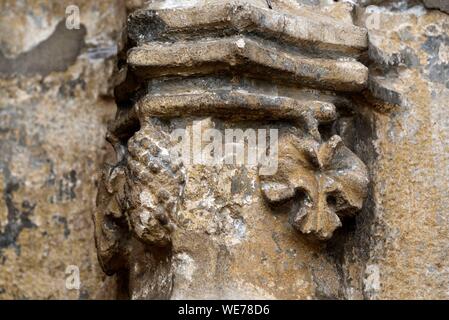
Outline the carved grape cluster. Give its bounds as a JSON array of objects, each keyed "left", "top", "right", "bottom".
[
  {"left": 125, "top": 120, "right": 186, "bottom": 246},
  {"left": 94, "top": 119, "right": 186, "bottom": 274}
]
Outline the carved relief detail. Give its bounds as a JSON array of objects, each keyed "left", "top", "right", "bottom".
[
  {"left": 95, "top": 0, "right": 372, "bottom": 284},
  {"left": 260, "top": 133, "right": 368, "bottom": 240},
  {"left": 94, "top": 120, "right": 185, "bottom": 274}
]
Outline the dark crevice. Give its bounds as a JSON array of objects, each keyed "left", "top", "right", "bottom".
[{"left": 0, "top": 166, "right": 37, "bottom": 256}]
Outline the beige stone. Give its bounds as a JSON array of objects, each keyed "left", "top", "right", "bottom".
[
  {"left": 95, "top": 0, "right": 370, "bottom": 299},
  {"left": 0, "top": 0, "right": 127, "bottom": 299}
]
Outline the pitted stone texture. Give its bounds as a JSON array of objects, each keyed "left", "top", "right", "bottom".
[{"left": 0, "top": 0, "right": 127, "bottom": 299}]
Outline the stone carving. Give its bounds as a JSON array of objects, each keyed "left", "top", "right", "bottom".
[
  {"left": 95, "top": 0, "right": 370, "bottom": 298},
  {"left": 95, "top": 120, "right": 186, "bottom": 273},
  {"left": 260, "top": 134, "right": 368, "bottom": 240}
]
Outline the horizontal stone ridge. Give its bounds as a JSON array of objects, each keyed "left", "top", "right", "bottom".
[
  {"left": 108, "top": 84, "right": 338, "bottom": 140},
  {"left": 136, "top": 90, "right": 336, "bottom": 120},
  {"left": 128, "top": 0, "right": 367, "bottom": 56},
  {"left": 128, "top": 37, "right": 368, "bottom": 92}
]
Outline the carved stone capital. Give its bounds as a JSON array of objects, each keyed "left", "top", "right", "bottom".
[{"left": 95, "top": 0, "right": 371, "bottom": 299}]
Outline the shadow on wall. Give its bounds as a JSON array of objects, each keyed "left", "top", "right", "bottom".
[{"left": 0, "top": 21, "right": 86, "bottom": 77}]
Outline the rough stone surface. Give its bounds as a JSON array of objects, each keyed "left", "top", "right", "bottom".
[
  {"left": 423, "top": 0, "right": 449, "bottom": 14},
  {"left": 340, "top": 1, "right": 449, "bottom": 299},
  {"left": 95, "top": 0, "right": 370, "bottom": 299},
  {"left": 0, "top": 0, "right": 127, "bottom": 299}
]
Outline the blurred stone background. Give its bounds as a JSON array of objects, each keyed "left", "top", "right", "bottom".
[
  {"left": 0, "top": 0, "right": 448, "bottom": 299},
  {"left": 0, "top": 0, "right": 132, "bottom": 299}
]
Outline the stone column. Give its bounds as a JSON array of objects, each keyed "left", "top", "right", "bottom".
[{"left": 94, "top": 0, "right": 370, "bottom": 299}]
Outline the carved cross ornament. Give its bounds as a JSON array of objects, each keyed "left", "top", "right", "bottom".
[
  {"left": 95, "top": 0, "right": 369, "bottom": 276},
  {"left": 260, "top": 134, "right": 368, "bottom": 240}
]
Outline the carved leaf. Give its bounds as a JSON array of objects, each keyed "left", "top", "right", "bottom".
[{"left": 260, "top": 133, "right": 368, "bottom": 240}]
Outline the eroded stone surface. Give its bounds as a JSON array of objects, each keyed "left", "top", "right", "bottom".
[
  {"left": 0, "top": 0, "right": 127, "bottom": 299},
  {"left": 338, "top": 2, "right": 449, "bottom": 300},
  {"left": 95, "top": 0, "right": 370, "bottom": 299},
  {"left": 260, "top": 134, "right": 368, "bottom": 240},
  {"left": 423, "top": 0, "right": 449, "bottom": 14}
]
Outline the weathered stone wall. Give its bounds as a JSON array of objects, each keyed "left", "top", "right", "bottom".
[
  {"left": 340, "top": 0, "right": 449, "bottom": 299},
  {"left": 0, "top": 0, "right": 128, "bottom": 299}
]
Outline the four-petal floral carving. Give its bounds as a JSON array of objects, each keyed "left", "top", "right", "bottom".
[{"left": 260, "top": 133, "right": 369, "bottom": 240}]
